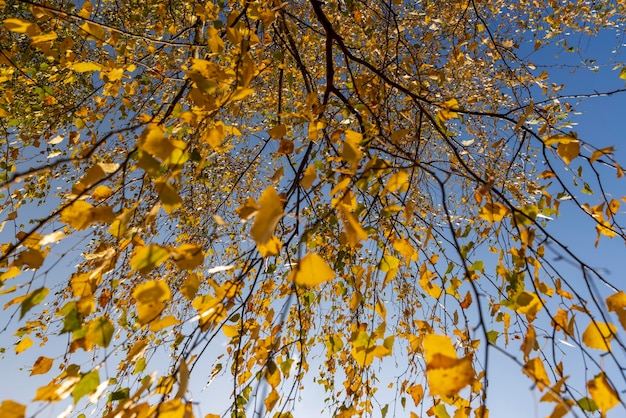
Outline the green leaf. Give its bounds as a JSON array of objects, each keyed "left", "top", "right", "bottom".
[
  {"left": 20, "top": 287, "right": 49, "bottom": 319},
  {"left": 577, "top": 397, "right": 598, "bottom": 412},
  {"left": 72, "top": 370, "right": 100, "bottom": 403}
]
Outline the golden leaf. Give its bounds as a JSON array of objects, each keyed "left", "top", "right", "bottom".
[
  {"left": 342, "top": 130, "right": 364, "bottom": 171},
  {"left": 544, "top": 135, "right": 580, "bottom": 165},
  {"left": 257, "top": 235, "right": 282, "bottom": 257},
  {"left": 130, "top": 244, "right": 170, "bottom": 272},
  {"left": 250, "top": 187, "right": 284, "bottom": 246},
  {"left": 478, "top": 202, "right": 508, "bottom": 223},
  {"left": 422, "top": 334, "right": 474, "bottom": 397},
  {"left": 0, "top": 400, "right": 26, "bottom": 418},
  {"left": 180, "top": 274, "right": 200, "bottom": 300},
  {"left": 60, "top": 201, "right": 115, "bottom": 230},
  {"left": 407, "top": 384, "right": 424, "bottom": 406},
  {"left": 582, "top": 322, "right": 617, "bottom": 352},
  {"left": 301, "top": 165, "right": 317, "bottom": 190},
  {"left": 338, "top": 204, "right": 368, "bottom": 247},
  {"left": 289, "top": 253, "right": 335, "bottom": 288},
  {"left": 139, "top": 125, "right": 174, "bottom": 161},
  {"left": 154, "top": 399, "right": 191, "bottom": 418},
  {"left": 606, "top": 291, "right": 626, "bottom": 331},
  {"left": 69, "top": 62, "right": 103, "bottom": 72},
  {"left": 385, "top": 170, "right": 409, "bottom": 193},
  {"left": 522, "top": 357, "right": 551, "bottom": 390},
  {"left": 172, "top": 243, "right": 204, "bottom": 270},
  {"left": 267, "top": 124, "right": 287, "bottom": 139},
  {"left": 15, "top": 337, "right": 33, "bottom": 354},
  {"left": 155, "top": 180, "right": 183, "bottom": 214},
  {"left": 3, "top": 18, "right": 39, "bottom": 35},
  {"left": 31, "top": 356, "right": 53, "bottom": 376},
  {"left": 264, "top": 388, "right": 280, "bottom": 412},
  {"left": 134, "top": 280, "right": 171, "bottom": 325},
  {"left": 587, "top": 374, "right": 618, "bottom": 415}
]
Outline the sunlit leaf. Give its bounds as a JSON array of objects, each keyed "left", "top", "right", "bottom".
[
  {"left": 130, "top": 244, "right": 170, "bottom": 272},
  {"left": 19, "top": 287, "right": 49, "bottom": 319},
  {"left": 0, "top": 400, "right": 26, "bottom": 418},
  {"left": 72, "top": 370, "right": 99, "bottom": 403},
  {"left": 250, "top": 187, "right": 284, "bottom": 246},
  {"left": 289, "top": 253, "right": 335, "bottom": 287},
  {"left": 522, "top": 357, "right": 550, "bottom": 390},
  {"left": 86, "top": 317, "right": 114, "bottom": 348},
  {"left": 582, "top": 322, "right": 617, "bottom": 352},
  {"left": 606, "top": 291, "right": 626, "bottom": 331},
  {"left": 3, "top": 18, "right": 39, "bottom": 35},
  {"left": 30, "top": 357, "right": 53, "bottom": 376},
  {"left": 587, "top": 374, "right": 618, "bottom": 415}
]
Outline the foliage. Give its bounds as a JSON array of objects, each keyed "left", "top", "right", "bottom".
[{"left": 0, "top": 0, "right": 625, "bottom": 417}]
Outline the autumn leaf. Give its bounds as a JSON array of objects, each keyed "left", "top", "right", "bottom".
[
  {"left": 130, "top": 244, "right": 170, "bottom": 272},
  {"left": 19, "top": 287, "right": 49, "bottom": 319},
  {"left": 606, "top": 291, "right": 626, "bottom": 331},
  {"left": 289, "top": 253, "right": 335, "bottom": 287},
  {"left": 133, "top": 280, "right": 171, "bottom": 325},
  {"left": 30, "top": 357, "right": 53, "bottom": 376},
  {"left": 0, "top": 400, "right": 26, "bottom": 418},
  {"left": 522, "top": 357, "right": 551, "bottom": 390},
  {"left": 587, "top": 374, "right": 618, "bottom": 415},
  {"left": 3, "top": 18, "right": 39, "bottom": 35},
  {"left": 422, "top": 334, "right": 474, "bottom": 396},
  {"left": 342, "top": 130, "right": 364, "bottom": 171},
  {"left": 172, "top": 243, "right": 204, "bottom": 270},
  {"left": 582, "top": 322, "right": 617, "bottom": 351},
  {"left": 544, "top": 134, "right": 580, "bottom": 164},
  {"left": 250, "top": 187, "right": 284, "bottom": 247},
  {"left": 86, "top": 317, "right": 114, "bottom": 348}
]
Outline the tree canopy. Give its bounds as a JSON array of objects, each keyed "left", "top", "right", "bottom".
[{"left": 1, "top": 0, "right": 625, "bottom": 417}]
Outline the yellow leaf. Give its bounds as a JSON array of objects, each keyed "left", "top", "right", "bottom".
[
  {"left": 180, "top": 274, "right": 200, "bottom": 300},
  {"left": 426, "top": 355, "right": 474, "bottom": 397},
  {"left": 423, "top": 334, "right": 458, "bottom": 363},
  {"left": 86, "top": 316, "right": 114, "bottom": 348},
  {"left": 130, "top": 245, "right": 170, "bottom": 272},
  {"left": 134, "top": 280, "right": 171, "bottom": 325},
  {"left": 154, "top": 399, "right": 190, "bottom": 418},
  {"left": 587, "top": 374, "right": 618, "bottom": 415},
  {"left": 31, "top": 356, "right": 53, "bottom": 376},
  {"left": 289, "top": 253, "right": 335, "bottom": 288},
  {"left": 338, "top": 205, "right": 368, "bottom": 247},
  {"left": 257, "top": 235, "right": 282, "bottom": 257},
  {"left": 265, "top": 360, "right": 281, "bottom": 389},
  {"left": 15, "top": 337, "right": 33, "bottom": 354},
  {"left": 134, "top": 280, "right": 171, "bottom": 305},
  {"left": 172, "top": 244, "right": 204, "bottom": 270},
  {"left": 155, "top": 180, "right": 183, "bottom": 214},
  {"left": 478, "top": 202, "right": 508, "bottom": 223},
  {"left": 202, "top": 123, "right": 226, "bottom": 150},
  {"left": 342, "top": 130, "right": 364, "bottom": 171},
  {"left": 60, "top": 201, "right": 115, "bottom": 230},
  {"left": 264, "top": 388, "right": 280, "bottom": 412},
  {"left": 267, "top": 124, "right": 286, "bottom": 139},
  {"left": 92, "top": 185, "right": 113, "bottom": 201},
  {"left": 139, "top": 124, "right": 174, "bottom": 161},
  {"left": 582, "top": 322, "right": 616, "bottom": 352},
  {"left": 236, "top": 197, "right": 259, "bottom": 220},
  {"left": 385, "top": 170, "right": 409, "bottom": 193},
  {"left": 522, "top": 357, "right": 550, "bottom": 390},
  {"left": 69, "top": 62, "right": 103, "bottom": 72},
  {"left": 78, "top": 22, "right": 105, "bottom": 42},
  {"left": 250, "top": 187, "right": 284, "bottom": 246},
  {"left": 0, "top": 400, "right": 26, "bottom": 418},
  {"left": 515, "top": 291, "right": 542, "bottom": 319},
  {"left": 590, "top": 146, "right": 614, "bottom": 163},
  {"left": 606, "top": 291, "right": 626, "bottom": 331},
  {"left": 301, "top": 165, "right": 317, "bottom": 190},
  {"left": 422, "top": 334, "right": 474, "bottom": 397},
  {"left": 544, "top": 134, "right": 580, "bottom": 164},
  {"left": 437, "top": 98, "right": 459, "bottom": 121},
  {"left": 30, "top": 32, "right": 57, "bottom": 44},
  {"left": 3, "top": 18, "right": 39, "bottom": 35},
  {"left": 229, "top": 87, "right": 253, "bottom": 101},
  {"left": 149, "top": 315, "right": 181, "bottom": 332},
  {"left": 407, "top": 384, "right": 424, "bottom": 406}
]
